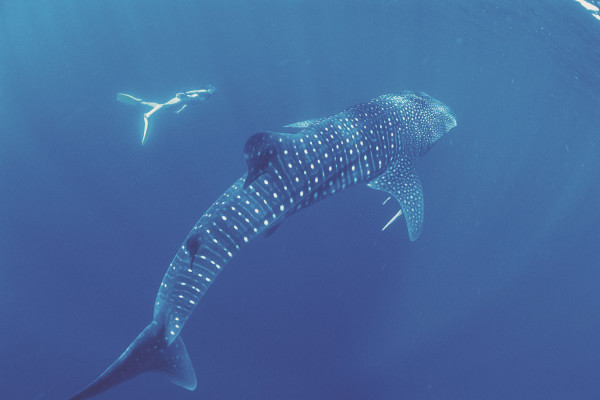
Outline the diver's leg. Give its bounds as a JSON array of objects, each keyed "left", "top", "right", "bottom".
[
  {"left": 117, "top": 93, "right": 160, "bottom": 109},
  {"left": 144, "top": 104, "right": 163, "bottom": 119},
  {"left": 142, "top": 116, "right": 150, "bottom": 145},
  {"left": 141, "top": 104, "right": 164, "bottom": 144},
  {"left": 141, "top": 101, "right": 161, "bottom": 108}
]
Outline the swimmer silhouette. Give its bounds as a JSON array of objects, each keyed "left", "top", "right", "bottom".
[{"left": 117, "top": 85, "right": 216, "bottom": 144}]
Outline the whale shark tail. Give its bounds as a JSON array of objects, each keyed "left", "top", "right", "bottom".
[{"left": 67, "top": 322, "right": 196, "bottom": 400}]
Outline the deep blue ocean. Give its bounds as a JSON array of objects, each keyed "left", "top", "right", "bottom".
[{"left": 2, "top": 1, "right": 600, "bottom": 399}]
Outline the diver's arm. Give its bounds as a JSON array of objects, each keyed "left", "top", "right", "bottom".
[{"left": 184, "top": 86, "right": 215, "bottom": 102}]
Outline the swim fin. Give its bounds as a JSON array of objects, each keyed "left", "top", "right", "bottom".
[
  {"left": 142, "top": 116, "right": 149, "bottom": 144},
  {"left": 117, "top": 93, "right": 142, "bottom": 105}
]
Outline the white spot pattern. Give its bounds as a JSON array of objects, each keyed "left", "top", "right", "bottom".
[{"left": 154, "top": 92, "right": 456, "bottom": 342}]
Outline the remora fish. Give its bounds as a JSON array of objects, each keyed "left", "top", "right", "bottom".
[{"left": 67, "top": 92, "right": 457, "bottom": 400}]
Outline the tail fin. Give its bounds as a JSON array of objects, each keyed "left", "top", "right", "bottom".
[
  {"left": 116, "top": 93, "right": 143, "bottom": 105},
  {"left": 67, "top": 322, "right": 196, "bottom": 400}
]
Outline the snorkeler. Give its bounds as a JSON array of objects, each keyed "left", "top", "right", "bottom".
[{"left": 117, "top": 85, "right": 216, "bottom": 144}]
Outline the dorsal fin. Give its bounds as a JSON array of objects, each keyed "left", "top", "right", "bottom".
[{"left": 242, "top": 131, "right": 291, "bottom": 189}]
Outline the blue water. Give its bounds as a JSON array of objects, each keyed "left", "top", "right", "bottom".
[{"left": 2, "top": 1, "right": 600, "bottom": 399}]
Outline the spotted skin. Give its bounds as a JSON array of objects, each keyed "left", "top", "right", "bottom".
[
  {"left": 156, "top": 92, "right": 456, "bottom": 340},
  {"left": 67, "top": 92, "right": 456, "bottom": 400},
  {"left": 367, "top": 156, "right": 424, "bottom": 240}
]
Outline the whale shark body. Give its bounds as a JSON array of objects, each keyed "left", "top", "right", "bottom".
[{"left": 67, "top": 92, "right": 457, "bottom": 400}]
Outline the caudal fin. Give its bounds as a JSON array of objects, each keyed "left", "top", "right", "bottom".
[{"left": 67, "top": 322, "right": 196, "bottom": 400}]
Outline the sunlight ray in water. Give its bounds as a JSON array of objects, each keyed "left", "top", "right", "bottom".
[
  {"left": 574, "top": 0, "right": 599, "bottom": 12},
  {"left": 574, "top": 0, "right": 600, "bottom": 21},
  {"left": 2, "top": 1, "right": 600, "bottom": 399}
]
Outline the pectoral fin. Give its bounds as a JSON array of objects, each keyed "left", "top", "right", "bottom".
[{"left": 367, "top": 157, "right": 424, "bottom": 241}]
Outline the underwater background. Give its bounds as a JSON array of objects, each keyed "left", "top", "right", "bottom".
[{"left": 2, "top": 0, "right": 600, "bottom": 399}]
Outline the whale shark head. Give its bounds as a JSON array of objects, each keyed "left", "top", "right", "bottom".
[
  {"left": 395, "top": 91, "right": 457, "bottom": 156},
  {"left": 423, "top": 94, "right": 457, "bottom": 143}
]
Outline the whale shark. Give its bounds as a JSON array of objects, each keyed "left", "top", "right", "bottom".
[{"left": 67, "top": 91, "right": 457, "bottom": 400}]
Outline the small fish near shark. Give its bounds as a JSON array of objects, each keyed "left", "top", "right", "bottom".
[{"left": 66, "top": 91, "right": 457, "bottom": 400}]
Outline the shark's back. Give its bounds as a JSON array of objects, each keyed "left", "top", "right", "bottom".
[{"left": 66, "top": 92, "right": 456, "bottom": 400}]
